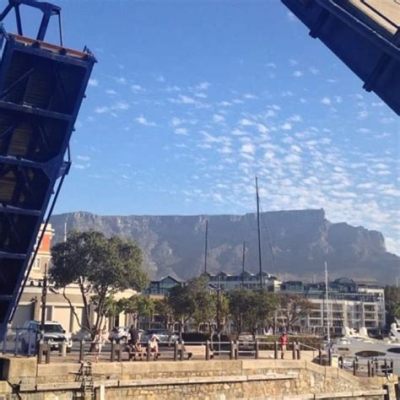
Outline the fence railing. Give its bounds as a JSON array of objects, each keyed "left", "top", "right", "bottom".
[{"left": 1, "top": 335, "right": 396, "bottom": 378}]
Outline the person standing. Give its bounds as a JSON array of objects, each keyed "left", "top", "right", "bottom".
[
  {"left": 93, "top": 328, "right": 107, "bottom": 362},
  {"left": 128, "top": 325, "right": 139, "bottom": 346},
  {"left": 279, "top": 331, "right": 288, "bottom": 359}
]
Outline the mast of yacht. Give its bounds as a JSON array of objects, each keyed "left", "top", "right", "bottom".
[
  {"left": 241, "top": 241, "right": 246, "bottom": 288},
  {"left": 204, "top": 219, "right": 208, "bottom": 274},
  {"left": 325, "top": 261, "right": 331, "bottom": 344},
  {"left": 256, "top": 177, "right": 263, "bottom": 289}
]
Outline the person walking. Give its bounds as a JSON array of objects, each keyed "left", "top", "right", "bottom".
[
  {"left": 279, "top": 331, "right": 288, "bottom": 359},
  {"left": 93, "top": 328, "right": 107, "bottom": 362}
]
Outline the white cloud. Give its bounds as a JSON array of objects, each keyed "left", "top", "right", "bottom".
[
  {"left": 321, "top": 97, "right": 331, "bottom": 105},
  {"left": 131, "top": 84, "right": 144, "bottom": 93},
  {"left": 88, "top": 78, "right": 98, "bottom": 87},
  {"left": 135, "top": 115, "right": 157, "bottom": 127},
  {"left": 241, "top": 143, "right": 255, "bottom": 155},
  {"left": 174, "top": 127, "right": 188, "bottom": 135},
  {"left": 213, "top": 114, "right": 225, "bottom": 123}
]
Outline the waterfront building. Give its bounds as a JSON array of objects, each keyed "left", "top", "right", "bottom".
[
  {"left": 279, "top": 278, "right": 386, "bottom": 335},
  {"left": 208, "top": 271, "right": 282, "bottom": 292}
]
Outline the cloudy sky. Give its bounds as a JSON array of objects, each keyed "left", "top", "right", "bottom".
[{"left": 14, "top": 0, "right": 399, "bottom": 253}]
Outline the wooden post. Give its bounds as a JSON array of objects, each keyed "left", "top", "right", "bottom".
[
  {"left": 296, "top": 341, "right": 300, "bottom": 360},
  {"left": 146, "top": 341, "right": 151, "bottom": 362},
  {"left": 38, "top": 339, "right": 44, "bottom": 363},
  {"left": 292, "top": 341, "right": 296, "bottom": 360},
  {"left": 255, "top": 339, "right": 259, "bottom": 359},
  {"left": 110, "top": 340, "right": 115, "bottom": 362},
  {"left": 328, "top": 348, "right": 332, "bottom": 366},
  {"left": 174, "top": 341, "right": 178, "bottom": 361},
  {"left": 318, "top": 347, "right": 322, "bottom": 365},
  {"left": 234, "top": 341, "right": 238, "bottom": 360},
  {"left": 45, "top": 343, "right": 50, "bottom": 364},
  {"left": 229, "top": 341, "right": 234, "bottom": 360},
  {"left": 368, "top": 360, "right": 371, "bottom": 377},
  {"left": 117, "top": 343, "right": 122, "bottom": 362},
  {"left": 179, "top": 340, "right": 184, "bottom": 361},
  {"left": 206, "top": 340, "right": 210, "bottom": 360},
  {"left": 79, "top": 340, "right": 85, "bottom": 363},
  {"left": 274, "top": 341, "right": 278, "bottom": 360}
]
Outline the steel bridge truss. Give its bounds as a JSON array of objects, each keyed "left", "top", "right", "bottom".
[{"left": 0, "top": 24, "right": 95, "bottom": 339}]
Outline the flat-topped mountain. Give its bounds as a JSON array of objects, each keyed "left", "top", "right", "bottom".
[{"left": 50, "top": 209, "right": 399, "bottom": 284}]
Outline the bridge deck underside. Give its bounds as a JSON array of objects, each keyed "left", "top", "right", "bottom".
[
  {"left": 0, "top": 32, "right": 94, "bottom": 338},
  {"left": 282, "top": 0, "right": 400, "bottom": 115}
]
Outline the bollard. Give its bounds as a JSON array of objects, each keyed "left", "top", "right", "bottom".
[
  {"left": 179, "top": 340, "right": 184, "bottom": 361},
  {"left": 353, "top": 359, "right": 357, "bottom": 376},
  {"left": 229, "top": 341, "right": 234, "bottom": 360},
  {"left": 146, "top": 341, "right": 151, "bottom": 362},
  {"left": 45, "top": 343, "right": 50, "bottom": 364},
  {"left": 234, "top": 341, "right": 238, "bottom": 360},
  {"left": 383, "top": 384, "right": 390, "bottom": 400},
  {"left": 110, "top": 340, "right": 115, "bottom": 362},
  {"left": 38, "top": 339, "right": 44, "bottom": 363},
  {"left": 274, "top": 341, "right": 278, "bottom": 360},
  {"left": 117, "top": 342, "right": 122, "bottom": 362},
  {"left": 27, "top": 331, "right": 33, "bottom": 357},
  {"left": 394, "top": 381, "right": 400, "bottom": 400},
  {"left": 14, "top": 333, "right": 20, "bottom": 356},
  {"left": 206, "top": 340, "right": 210, "bottom": 360},
  {"left": 59, "top": 341, "right": 67, "bottom": 357},
  {"left": 79, "top": 340, "right": 85, "bottom": 363},
  {"left": 296, "top": 341, "right": 300, "bottom": 360},
  {"left": 318, "top": 347, "right": 322, "bottom": 365},
  {"left": 255, "top": 339, "right": 259, "bottom": 359},
  {"left": 292, "top": 341, "right": 296, "bottom": 360},
  {"left": 174, "top": 341, "right": 178, "bottom": 361},
  {"left": 368, "top": 360, "right": 371, "bottom": 377},
  {"left": 328, "top": 348, "right": 332, "bottom": 366}
]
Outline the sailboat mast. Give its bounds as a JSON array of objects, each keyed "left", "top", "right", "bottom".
[
  {"left": 204, "top": 219, "right": 208, "bottom": 274},
  {"left": 242, "top": 241, "right": 246, "bottom": 288},
  {"left": 256, "top": 177, "right": 263, "bottom": 289},
  {"left": 325, "top": 261, "right": 330, "bottom": 344}
]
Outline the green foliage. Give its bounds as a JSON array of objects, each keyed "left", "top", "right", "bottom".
[
  {"left": 228, "top": 289, "right": 278, "bottom": 336},
  {"left": 154, "top": 298, "right": 174, "bottom": 329},
  {"left": 385, "top": 286, "right": 400, "bottom": 325},
  {"left": 50, "top": 230, "right": 148, "bottom": 337},
  {"left": 277, "top": 293, "right": 313, "bottom": 330},
  {"left": 167, "top": 275, "right": 230, "bottom": 332}
]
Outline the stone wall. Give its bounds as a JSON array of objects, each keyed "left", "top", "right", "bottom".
[{"left": 0, "top": 357, "right": 397, "bottom": 400}]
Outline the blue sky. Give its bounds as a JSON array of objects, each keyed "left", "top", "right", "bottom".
[{"left": 8, "top": 0, "right": 399, "bottom": 253}]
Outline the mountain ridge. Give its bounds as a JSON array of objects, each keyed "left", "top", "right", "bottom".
[{"left": 50, "top": 209, "right": 399, "bottom": 284}]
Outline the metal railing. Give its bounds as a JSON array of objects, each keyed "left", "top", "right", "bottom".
[{"left": 5, "top": 333, "right": 394, "bottom": 378}]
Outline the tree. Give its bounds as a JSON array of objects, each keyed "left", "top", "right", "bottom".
[
  {"left": 385, "top": 286, "right": 400, "bottom": 325},
  {"left": 167, "top": 275, "right": 217, "bottom": 333},
  {"left": 277, "top": 293, "right": 313, "bottom": 332},
  {"left": 154, "top": 298, "right": 174, "bottom": 330},
  {"left": 51, "top": 231, "right": 148, "bottom": 339},
  {"left": 228, "top": 289, "right": 278, "bottom": 338}
]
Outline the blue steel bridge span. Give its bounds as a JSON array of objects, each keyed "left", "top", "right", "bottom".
[{"left": 0, "top": 0, "right": 95, "bottom": 340}]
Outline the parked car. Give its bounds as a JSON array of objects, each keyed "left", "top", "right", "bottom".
[
  {"left": 109, "top": 326, "right": 129, "bottom": 342},
  {"left": 141, "top": 329, "right": 178, "bottom": 346},
  {"left": 20, "top": 320, "right": 72, "bottom": 353}
]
